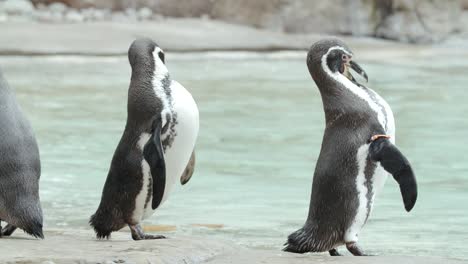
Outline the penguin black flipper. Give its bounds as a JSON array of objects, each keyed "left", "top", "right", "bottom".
[
  {"left": 369, "top": 138, "right": 418, "bottom": 212},
  {"left": 143, "top": 117, "right": 166, "bottom": 210}
]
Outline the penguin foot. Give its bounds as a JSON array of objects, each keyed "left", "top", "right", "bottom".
[
  {"left": 1, "top": 224, "right": 17, "bottom": 237},
  {"left": 129, "top": 224, "right": 166, "bottom": 240},
  {"left": 346, "top": 242, "right": 369, "bottom": 256},
  {"left": 329, "top": 248, "right": 342, "bottom": 256},
  {"left": 142, "top": 234, "right": 166, "bottom": 240}
]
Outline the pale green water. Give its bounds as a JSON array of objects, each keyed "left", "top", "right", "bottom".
[{"left": 0, "top": 52, "right": 467, "bottom": 259}]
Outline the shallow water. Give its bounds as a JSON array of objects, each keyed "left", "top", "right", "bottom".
[{"left": 0, "top": 52, "right": 467, "bottom": 259}]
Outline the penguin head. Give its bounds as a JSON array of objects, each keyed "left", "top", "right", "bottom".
[
  {"left": 307, "top": 38, "right": 368, "bottom": 85},
  {"left": 128, "top": 38, "right": 166, "bottom": 71}
]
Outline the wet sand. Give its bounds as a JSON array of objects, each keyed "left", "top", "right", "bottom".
[{"left": 0, "top": 229, "right": 466, "bottom": 264}]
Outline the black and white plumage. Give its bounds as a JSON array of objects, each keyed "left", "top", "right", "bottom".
[
  {"left": 0, "top": 67, "right": 43, "bottom": 239},
  {"left": 90, "top": 38, "right": 199, "bottom": 240},
  {"left": 284, "top": 38, "right": 417, "bottom": 256}
]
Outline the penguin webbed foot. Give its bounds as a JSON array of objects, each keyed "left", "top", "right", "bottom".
[
  {"left": 329, "top": 248, "right": 343, "bottom": 256},
  {"left": 346, "top": 242, "right": 373, "bottom": 256},
  {"left": 1, "top": 224, "right": 17, "bottom": 237},
  {"left": 142, "top": 234, "right": 166, "bottom": 240},
  {"left": 129, "top": 224, "right": 166, "bottom": 241}
]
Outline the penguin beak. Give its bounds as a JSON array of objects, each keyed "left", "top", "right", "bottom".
[{"left": 349, "top": 60, "right": 368, "bottom": 83}]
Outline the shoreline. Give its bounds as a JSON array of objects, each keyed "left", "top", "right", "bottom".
[
  {"left": 1, "top": 19, "right": 467, "bottom": 59},
  {"left": 0, "top": 19, "right": 430, "bottom": 56},
  {"left": 1, "top": 229, "right": 466, "bottom": 263}
]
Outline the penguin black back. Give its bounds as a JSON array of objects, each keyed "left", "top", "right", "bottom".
[
  {"left": 90, "top": 38, "right": 170, "bottom": 238},
  {"left": 0, "top": 68, "right": 43, "bottom": 239},
  {"left": 285, "top": 38, "right": 417, "bottom": 256}
]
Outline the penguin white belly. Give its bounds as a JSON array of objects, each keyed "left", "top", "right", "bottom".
[
  {"left": 141, "top": 80, "right": 199, "bottom": 220},
  {"left": 344, "top": 91, "right": 395, "bottom": 243}
]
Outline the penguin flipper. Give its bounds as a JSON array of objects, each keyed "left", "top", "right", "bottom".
[
  {"left": 143, "top": 117, "right": 166, "bottom": 210},
  {"left": 369, "top": 138, "right": 417, "bottom": 212},
  {"left": 180, "top": 150, "right": 196, "bottom": 185}
]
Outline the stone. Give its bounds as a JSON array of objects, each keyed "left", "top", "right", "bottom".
[
  {"left": 137, "top": 7, "right": 152, "bottom": 21},
  {"left": 124, "top": 8, "right": 137, "bottom": 20},
  {"left": 33, "top": 10, "right": 53, "bottom": 22},
  {"left": 48, "top": 2, "right": 67, "bottom": 13},
  {"left": 151, "top": 0, "right": 213, "bottom": 17},
  {"left": 375, "top": 0, "right": 461, "bottom": 43},
  {"left": 31, "top": 0, "right": 98, "bottom": 9},
  {"left": 0, "top": 0, "right": 34, "bottom": 16},
  {"left": 211, "top": 0, "right": 284, "bottom": 31},
  {"left": 65, "top": 9, "right": 84, "bottom": 22},
  {"left": 49, "top": 11, "right": 64, "bottom": 22}
]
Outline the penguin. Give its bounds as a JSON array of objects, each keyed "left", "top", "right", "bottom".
[
  {"left": 284, "top": 38, "right": 417, "bottom": 256},
  {"left": 89, "top": 38, "right": 199, "bottom": 240},
  {"left": 0, "top": 67, "right": 44, "bottom": 239}
]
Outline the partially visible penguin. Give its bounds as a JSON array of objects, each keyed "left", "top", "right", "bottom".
[
  {"left": 90, "top": 38, "right": 199, "bottom": 240},
  {"left": 284, "top": 38, "right": 417, "bottom": 256},
  {"left": 0, "top": 67, "right": 43, "bottom": 239}
]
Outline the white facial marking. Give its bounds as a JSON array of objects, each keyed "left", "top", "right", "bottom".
[
  {"left": 152, "top": 47, "right": 172, "bottom": 131},
  {"left": 321, "top": 46, "right": 386, "bottom": 129}
]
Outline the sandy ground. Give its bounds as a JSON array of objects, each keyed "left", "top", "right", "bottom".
[
  {"left": 0, "top": 19, "right": 419, "bottom": 55},
  {"left": 1, "top": 19, "right": 467, "bottom": 62},
  {"left": 0, "top": 229, "right": 466, "bottom": 264},
  {"left": 1, "top": 19, "right": 468, "bottom": 264}
]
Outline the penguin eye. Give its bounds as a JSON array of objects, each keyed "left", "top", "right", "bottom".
[
  {"left": 158, "top": 52, "right": 165, "bottom": 64},
  {"left": 341, "top": 54, "right": 347, "bottom": 61}
]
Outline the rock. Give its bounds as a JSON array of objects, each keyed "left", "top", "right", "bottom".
[
  {"left": 280, "top": 0, "right": 375, "bottom": 35},
  {"left": 151, "top": 0, "right": 213, "bottom": 17},
  {"left": 48, "top": 11, "right": 63, "bottom": 22},
  {"left": 31, "top": 0, "right": 98, "bottom": 9},
  {"left": 48, "top": 2, "right": 67, "bottom": 13},
  {"left": 210, "top": 0, "right": 283, "bottom": 31},
  {"left": 0, "top": 0, "right": 34, "bottom": 16},
  {"left": 124, "top": 8, "right": 137, "bottom": 21},
  {"left": 33, "top": 10, "right": 53, "bottom": 22},
  {"left": 65, "top": 9, "right": 83, "bottom": 22},
  {"left": 137, "top": 7, "right": 152, "bottom": 21},
  {"left": 376, "top": 0, "right": 461, "bottom": 43},
  {"left": 81, "top": 7, "right": 107, "bottom": 21}
]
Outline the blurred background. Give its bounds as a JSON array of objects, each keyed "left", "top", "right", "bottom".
[{"left": 0, "top": 0, "right": 467, "bottom": 260}]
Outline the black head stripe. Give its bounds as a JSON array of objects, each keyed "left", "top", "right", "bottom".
[{"left": 158, "top": 51, "right": 165, "bottom": 64}]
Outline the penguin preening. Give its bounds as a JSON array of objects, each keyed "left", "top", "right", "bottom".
[
  {"left": 284, "top": 38, "right": 417, "bottom": 256},
  {"left": 90, "top": 38, "right": 199, "bottom": 240},
  {"left": 0, "top": 68, "right": 44, "bottom": 239}
]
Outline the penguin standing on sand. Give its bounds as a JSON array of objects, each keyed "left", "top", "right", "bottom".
[
  {"left": 90, "top": 38, "right": 199, "bottom": 240},
  {"left": 284, "top": 38, "right": 417, "bottom": 256},
  {"left": 0, "top": 68, "right": 43, "bottom": 239}
]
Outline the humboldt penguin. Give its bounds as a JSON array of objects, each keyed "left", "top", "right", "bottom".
[
  {"left": 0, "top": 67, "right": 43, "bottom": 239},
  {"left": 284, "top": 38, "right": 417, "bottom": 256},
  {"left": 90, "top": 38, "right": 199, "bottom": 240}
]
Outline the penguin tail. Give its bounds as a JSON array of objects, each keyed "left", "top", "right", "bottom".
[
  {"left": 283, "top": 225, "right": 323, "bottom": 253},
  {"left": 89, "top": 207, "right": 124, "bottom": 239},
  {"left": 14, "top": 203, "right": 45, "bottom": 239},
  {"left": 23, "top": 219, "right": 44, "bottom": 239}
]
